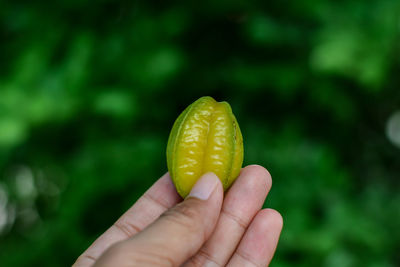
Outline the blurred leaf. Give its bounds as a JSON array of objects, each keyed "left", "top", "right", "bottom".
[
  {"left": 0, "top": 117, "right": 27, "bottom": 147},
  {"left": 93, "top": 90, "right": 137, "bottom": 118}
]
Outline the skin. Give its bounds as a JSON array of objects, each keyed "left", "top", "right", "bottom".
[{"left": 73, "top": 165, "right": 283, "bottom": 267}]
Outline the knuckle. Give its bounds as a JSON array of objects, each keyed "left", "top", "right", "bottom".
[
  {"left": 188, "top": 249, "right": 222, "bottom": 267},
  {"left": 73, "top": 254, "right": 96, "bottom": 267},
  {"left": 150, "top": 252, "right": 175, "bottom": 267},
  {"left": 113, "top": 220, "right": 141, "bottom": 237},
  {"left": 161, "top": 202, "right": 203, "bottom": 235},
  {"left": 187, "top": 255, "right": 206, "bottom": 267}
]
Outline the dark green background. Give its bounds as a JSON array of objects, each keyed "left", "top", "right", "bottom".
[{"left": 1, "top": 1, "right": 400, "bottom": 266}]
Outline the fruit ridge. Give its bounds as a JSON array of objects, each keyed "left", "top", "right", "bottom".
[{"left": 167, "top": 96, "right": 244, "bottom": 198}]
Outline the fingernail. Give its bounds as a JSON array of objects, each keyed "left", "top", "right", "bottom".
[{"left": 187, "top": 172, "right": 219, "bottom": 200}]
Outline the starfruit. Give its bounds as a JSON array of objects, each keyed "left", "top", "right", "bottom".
[{"left": 166, "top": 96, "right": 244, "bottom": 198}]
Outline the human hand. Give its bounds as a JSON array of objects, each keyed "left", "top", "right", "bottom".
[{"left": 73, "top": 165, "right": 283, "bottom": 267}]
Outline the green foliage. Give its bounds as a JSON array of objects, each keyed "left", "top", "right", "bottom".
[{"left": 0, "top": 0, "right": 399, "bottom": 266}]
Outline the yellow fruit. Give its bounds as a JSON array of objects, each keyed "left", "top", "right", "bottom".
[{"left": 166, "top": 96, "right": 244, "bottom": 198}]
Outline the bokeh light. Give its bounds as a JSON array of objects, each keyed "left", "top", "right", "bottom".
[{"left": 386, "top": 111, "right": 400, "bottom": 148}]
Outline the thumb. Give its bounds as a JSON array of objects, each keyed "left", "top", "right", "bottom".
[{"left": 95, "top": 172, "right": 224, "bottom": 267}]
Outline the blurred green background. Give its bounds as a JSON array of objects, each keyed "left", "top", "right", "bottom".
[{"left": 1, "top": 0, "right": 400, "bottom": 266}]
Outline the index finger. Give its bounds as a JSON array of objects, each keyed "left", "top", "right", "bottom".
[{"left": 73, "top": 172, "right": 181, "bottom": 267}]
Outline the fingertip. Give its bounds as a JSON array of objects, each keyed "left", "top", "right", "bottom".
[
  {"left": 258, "top": 208, "right": 283, "bottom": 231},
  {"left": 187, "top": 172, "right": 222, "bottom": 201},
  {"left": 240, "top": 164, "right": 272, "bottom": 191}
]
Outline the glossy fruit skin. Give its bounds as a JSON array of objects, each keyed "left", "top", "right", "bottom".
[{"left": 167, "top": 96, "right": 244, "bottom": 198}]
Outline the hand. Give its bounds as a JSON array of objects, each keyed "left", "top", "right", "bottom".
[{"left": 73, "top": 165, "right": 283, "bottom": 267}]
